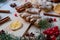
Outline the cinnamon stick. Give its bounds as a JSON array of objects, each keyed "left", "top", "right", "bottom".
[
  {"left": 22, "top": 23, "right": 32, "bottom": 37},
  {"left": 44, "top": 13, "right": 60, "bottom": 17},
  {"left": 0, "top": 10, "right": 10, "bottom": 13}
]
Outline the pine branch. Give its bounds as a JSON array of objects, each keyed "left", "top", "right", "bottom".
[{"left": 38, "top": 19, "right": 52, "bottom": 29}]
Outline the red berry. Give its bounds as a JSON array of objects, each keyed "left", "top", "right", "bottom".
[
  {"left": 54, "top": 31, "right": 59, "bottom": 37},
  {"left": 47, "top": 31, "right": 50, "bottom": 34},
  {"left": 51, "top": 35, "right": 56, "bottom": 40},
  {"left": 53, "top": 18, "right": 56, "bottom": 22},
  {"left": 53, "top": 26, "right": 59, "bottom": 32},
  {"left": 49, "top": 31, "right": 54, "bottom": 36},
  {"left": 52, "top": 28, "right": 56, "bottom": 33},
  {"left": 14, "top": 13, "right": 18, "bottom": 17},
  {"left": 54, "top": 26, "right": 58, "bottom": 29},
  {"left": 43, "top": 28, "right": 52, "bottom": 35},
  {"left": 43, "top": 29, "right": 48, "bottom": 34},
  {"left": 47, "top": 28, "right": 54, "bottom": 35},
  {"left": 43, "top": 31, "right": 47, "bottom": 34},
  {"left": 52, "top": 28, "right": 55, "bottom": 31}
]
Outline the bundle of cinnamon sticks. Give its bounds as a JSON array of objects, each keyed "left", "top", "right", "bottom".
[{"left": 0, "top": 16, "right": 10, "bottom": 25}]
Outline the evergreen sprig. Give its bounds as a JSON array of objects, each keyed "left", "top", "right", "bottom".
[
  {"left": 36, "top": 33, "right": 46, "bottom": 40},
  {"left": 38, "top": 19, "right": 52, "bottom": 29},
  {"left": 0, "top": 32, "right": 20, "bottom": 40}
]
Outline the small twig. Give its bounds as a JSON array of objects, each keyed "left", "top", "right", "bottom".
[
  {"left": 23, "top": 19, "right": 36, "bottom": 37},
  {"left": 22, "top": 23, "right": 32, "bottom": 37}
]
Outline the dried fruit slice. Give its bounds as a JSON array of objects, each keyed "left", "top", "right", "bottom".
[
  {"left": 54, "top": 4, "right": 60, "bottom": 14},
  {"left": 10, "top": 20, "right": 23, "bottom": 31}
]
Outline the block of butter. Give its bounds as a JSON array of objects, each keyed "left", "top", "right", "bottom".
[{"left": 10, "top": 20, "right": 23, "bottom": 31}]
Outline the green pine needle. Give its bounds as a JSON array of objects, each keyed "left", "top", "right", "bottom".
[
  {"left": 36, "top": 33, "right": 46, "bottom": 40},
  {"left": 38, "top": 19, "right": 52, "bottom": 29},
  {"left": 0, "top": 33, "right": 20, "bottom": 40}
]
